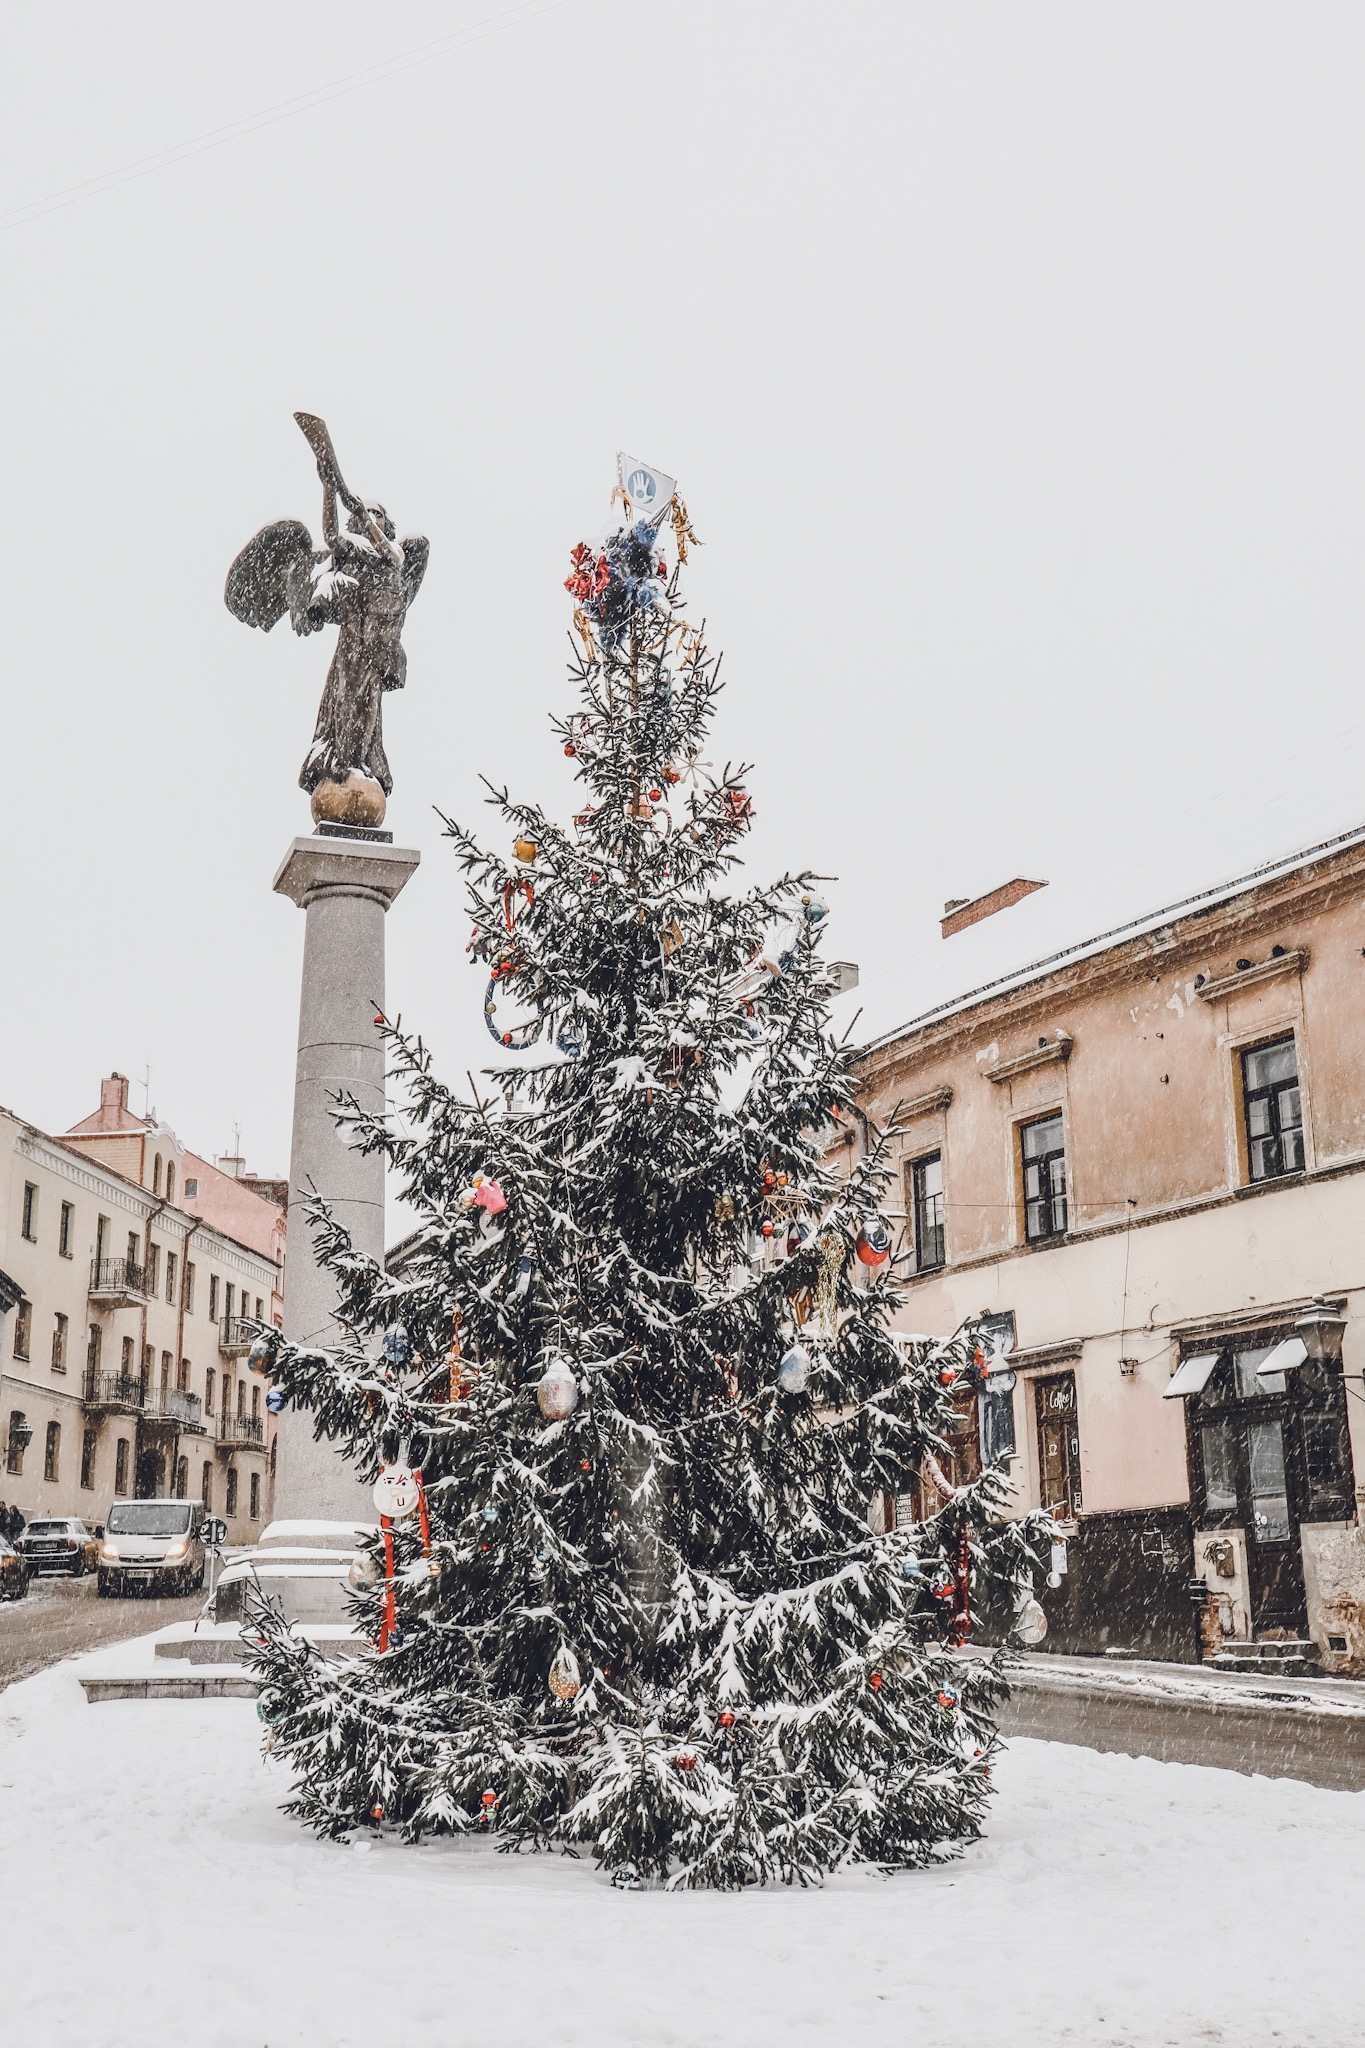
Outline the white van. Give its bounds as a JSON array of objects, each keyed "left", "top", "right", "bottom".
[{"left": 97, "top": 1499, "right": 206, "bottom": 1596}]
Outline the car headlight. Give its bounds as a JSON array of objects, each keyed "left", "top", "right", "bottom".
[
  {"left": 100, "top": 1542, "right": 119, "bottom": 1562},
  {"left": 163, "top": 1539, "right": 190, "bottom": 1561}
]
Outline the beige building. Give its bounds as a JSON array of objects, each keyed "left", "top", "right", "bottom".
[
  {"left": 0, "top": 1077, "right": 284, "bottom": 1546},
  {"left": 840, "top": 826, "right": 1365, "bottom": 1675}
]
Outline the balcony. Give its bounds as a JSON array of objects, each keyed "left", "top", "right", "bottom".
[
  {"left": 216, "top": 1415, "right": 265, "bottom": 1453},
  {"left": 218, "top": 1317, "right": 256, "bottom": 1357},
  {"left": 84, "top": 1371, "right": 145, "bottom": 1415},
  {"left": 89, "top": 1258, "right": 149, "bottom": 1306},
  {"left": 141, "top": 1387, "right": 206, "bottom": 1435}
]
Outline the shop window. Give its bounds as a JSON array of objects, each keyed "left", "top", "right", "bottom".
[
  {"left": 249, "top": 1472, "right": 260, "bottom": 1520},
  {"left": 59, "top": 1202, "right": 73, "bottom": 1258},
  {"left": 80, "top": 1428, "right": 96, "bottom": 1490},
  {"left": 114, "top": 1438, "right": 130, "bottom": 1495},
  {"left": 1035, "top": 1372, "right": 1081, "bottom": 1518},
  {"left": 13, "top": 1300, "right": 31, "bottom": 1360},
  {"left": 1021, "top": 1114, "right": 1067, "bottom": 1241},
  {"left": 1189, "top": 1342, "right": 1354, "bottom": 1530},
  {"left": 44, "top": 1421, "right": 60, "bottom": 1483},
  {"left": 6, "top": 1412, "right": 26, "bottom": 1476},
  {"left": 1242, "top": 1037, "right": 1304, "bottom": 1183},
  {"left": 911, "top": 1153, "right": 945, "bottom": 1273},
  {"left": 225, "top": 1467, "right": 239, "bottom": 1517}
]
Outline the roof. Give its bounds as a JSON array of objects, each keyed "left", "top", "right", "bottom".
[{"left": 833, "top": 718, "right": 1365, "bottom": 1058}]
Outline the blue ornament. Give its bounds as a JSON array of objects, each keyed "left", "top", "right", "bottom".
[
  {"left": 481, "top": 1504, "right": 499, "bottom": 1524},
  {"left": 899, "top": 1555, "right": 922, "bottom": 1580},
  {"left": 382, "top": 1323, "right": 410, "bottom": 1369},
  {"left": 511, "top": 1252, "right": 535, "bottom": 1300},
  {"left": 266, "top": 1386, "right": 288, "bottom": 1414},
  {"left": 785, "top": 1220, "right": 811, "bottom": 1258},
  {"left": 802, "top": 894, "right": 829, "bottom": 924},
  {"left": 555, "top": 1030, "right": 585, "bottom": 1059}
]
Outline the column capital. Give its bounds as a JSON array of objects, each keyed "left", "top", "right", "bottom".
[{"left": 273, "top": 835, "right": 421, "bottom": 911}]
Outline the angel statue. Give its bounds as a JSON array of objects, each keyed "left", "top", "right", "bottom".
[{"left": 225, "top": 413, "right": 429, "bottom": 827}]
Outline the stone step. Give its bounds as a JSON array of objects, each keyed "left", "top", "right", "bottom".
[
  {"left": 80, "top": 1672, "right": 260, "bottom": 1703},
  {"left": 1210, "top": 1640, "right": 1321, "bottom": 1676}
]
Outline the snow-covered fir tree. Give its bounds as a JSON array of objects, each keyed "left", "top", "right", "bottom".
[{"left": 250, "top": 496, "right": 1048, "bottom": 1887}]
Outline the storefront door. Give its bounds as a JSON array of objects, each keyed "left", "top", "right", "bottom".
[{"left": 1197, "top": 1402, "right": 1304, "bottom": 1632}]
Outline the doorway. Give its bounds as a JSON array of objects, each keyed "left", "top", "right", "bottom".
[{"left": 1035, "top": 1372, "right": 1082, "bottom": 1521}]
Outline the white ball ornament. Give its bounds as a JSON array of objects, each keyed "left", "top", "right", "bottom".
[
  {"left": 548, "top": 1646, "right": 582, "bottom": 1700},
  {"left": 536, "top": 1361, "right": 579, "bottom": 1421},
  {"left": 777, "top": 1344, "right": 811, "bottom": 1394},
  {"left": 372, "top": 1464, "right": 421, "bottom": 1519},
  {"left": 1015, "top": 1594, "right": 1049, "bottom": 1646}
]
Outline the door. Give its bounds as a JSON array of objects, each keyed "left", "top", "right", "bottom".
[
  {"left": 1036, "top": 1373, "right": 1082, "bottom": 1520},
  {"left": 1193, "top": 1350, "right": 1308, "bottom": 1636}
]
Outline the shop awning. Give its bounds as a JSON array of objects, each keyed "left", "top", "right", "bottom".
[
  {"left": 1163, "top": 1352, "right": 1221, "bottom": 1398},
  {"left": 1257, "top": 1335, "right": 1308, "bottom": 1376}
]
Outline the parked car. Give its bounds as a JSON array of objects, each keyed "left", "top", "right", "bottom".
[
  {"left": 97, "top": 1499, "right": 206, "bottom": 1596},
  {"left": 16, "top": 1518, "right": 100, "bottom": 1577},
  {"left": 0, "top": 1534, "right": 30, "bottom": 1600}
]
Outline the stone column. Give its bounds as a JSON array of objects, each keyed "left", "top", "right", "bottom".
[{"left": 271, "top": 834, "right": 420, "bottom": 1521}]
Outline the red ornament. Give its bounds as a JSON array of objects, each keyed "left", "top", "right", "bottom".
[
  {"left": 937, "top": 1692, "right": 956, "bottom": 1709},
  {"left": 665, "top": 769, "right": 680, "bottom": 784},
  {"left": 648, "top": 788, "right": 662, "bottom": 802},
  {"left": 580, "top": 1459, "right": 591, "bottom": 1471},
  {"left": 940, "top": 1369, "right": 957, "bottom": 1386},
  {"left": 564, "top": 743, "right": 577, "bottom": 757},
  {"left": 869, "top": 1672, "right": 883, "bottom": 1690},
  {"left": 481, "top": 1790, "right": 498, "bottom": 1808},
  {"left": 370, "top": 1804, "right": 383, "bottom": 1821},
  {"left": 718, "top": 1711, "right": 735, "bottom": 1727},
  {"left": 761, "top": 1221, "right": 774, "bottom": 1237},
  {"left": 675, "top": 1751, "right": 697, "bottom": 1772}
]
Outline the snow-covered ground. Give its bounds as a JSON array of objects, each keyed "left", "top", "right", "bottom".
[{"left": 5, "top": 1646, "right": 1364, "bottom": 2048}]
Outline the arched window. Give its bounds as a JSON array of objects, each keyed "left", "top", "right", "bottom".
[
  {"left": 44, "top": 1421, "right": 60, "bottom": 1483},
  {"left": 153, "top": 1154, "right": 162, "bottom": 1195},
  {"left": 166, "top": 1162, "right": 176, "bottom": 1205},
  {"left": 225, "top": 1467, "right": 238, "bottom": 1517},
  {"left": 6, "top": 1411, "right": 27, "bottom": 1476}
]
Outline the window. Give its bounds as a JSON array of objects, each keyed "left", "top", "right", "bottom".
[
  {"left": 160, "top": 1350, "right": 173, "bottom": 1389},
  {"left": 183, "top": 1262, "right": 195, "bottom": 1314},
  {"left": 249, "top": 1472, "right": 260, "bottom": 1520},
  {"left": 185, "top": 1178, "right": 199, "bottom": 1200},
  {"left": 21, "top": 1182, "right": 37, "bottom": 1241},
  {"left": 1242, "top": 1037, "right": 1304, "bottom": 1183},
  {"left": 126, "top": 1230, "right": 139, "bottom": 1268},
  {"left": 205, "top": 1366, "right": 216, "bottom": 1415},
  {"left": 153, "top": 1154, "right": 162, "bottom": 1195},
  {"left": 256, "top": 1297, "right": 264, "bottom": 1322},
  {"left": 221, "top": 1377, "right": 232, "bottom": 1420},
  {"left": 6, "top": 1412, "right": 26, "bottom": 1476},
  {"left": 80, "top": 1428, "right": 96, "bottom": 1490},
  {"left": 59, "top": 1202, "right": 73, "bottom": 1258},
  {"left": 166, "top": 1163, "right": 176, "bottom": 1205},
  {"left": 237, "top": 1379, "right": 246, "bottom": 1418},
  {"left": 201, "top": 1462, "right": 213, "bottom": 1510},
  {"left": 1035, "top": 1372, "right": 1081, "bottom": 1518},
  {"left": 911, "top": 1153, "right": 945, "bottom": 1272},
  {"left": 51, "top": 1312, "right": 68, "bottom": 1373},
  {"left": 225, "top": 1467, "right": 239, "bottom": 1517},
  {"left": 252, "top": 1383, "right": 261, "bottom": 1420},
  {"left": 208, "top": 1274, "right": 220, "bottom": 1322},
  {"left": 165, "top": 1252, "right": 177, "bottom": 1305},
  {"left": 121, "top": 1334, "right": 134, "bottom": 1375},
  {"left": 174, "top": 1455, "right": 188, "bottom": 1497},
  {"left": 1021, "top": 1113, "right": 1067, "bottom": 1241},
  {"left": 177, "top": 1358, "right": 190, "bottom": 1394},
  {"left": 13, "top": 1299, "right": 31, "bottom": 1360},
  {"left": 225, "top": 1282, "right": 236, "bottom": 1321},
  {"left": 114, "top": 1438, "right": 130, "bottom": 1495},
  {"left": 87, "top": 1323, "right": 101, "bottom": 1374},
  {"left": 44, "top": 1421, "right": 60, "bottom": 1483},
  {"left": 147, "top": 1244, "right": 161, "bottom": 1294}
]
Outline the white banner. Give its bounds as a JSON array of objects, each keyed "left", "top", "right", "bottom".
[{"left": 616, "top": 452, "right": 676, "bottom": 527}]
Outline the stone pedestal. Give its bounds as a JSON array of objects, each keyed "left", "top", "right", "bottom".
[{"left": 271, "top": 834, "right": 420, "bottom": 1521}]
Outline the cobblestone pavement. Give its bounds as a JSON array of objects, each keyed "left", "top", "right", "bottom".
[{"left": 0, "top": 1572, "right": 203, "bottom": 1691}]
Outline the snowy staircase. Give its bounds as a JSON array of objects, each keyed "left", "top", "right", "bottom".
[{"left": 1208, "top": 1639, "right": 1321, "bottom": 1677}]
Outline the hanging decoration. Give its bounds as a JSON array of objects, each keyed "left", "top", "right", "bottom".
[
  {"left": 512, "top": 837, "right": 538, "bottom": 865},
  {"left": 855, "top": 1218, "right": 892, "bottom": 1268},
  {"left": 484, "top": 976, "right": 541, "bottom": 1051},
  {"left": 462, "top": 1175, "right": 508, "bottom": 1217},
  {"left": 948, "top": 1525, "right": 973, "bottom": 1647},
  {"left": 1014, "top": 1591, "right": 1048, "bottom": 1646},
  {"left": 548, "top": 1646, "right": 582, "bottom": 1700},
  {"left": 382, "top": 1323, "right": 410, "bottom": 1370},
  {"left": 563, "top": 523, "right": 666, "bottom": 651},
  {"left": 247, "top": 1332, "right": 279, "bottom": 1377},
  {"left": 776, "top": 1343, "right": 811, "bottom": 1395},
  {"left": 536, "top": 1359, "right": 580, "bottom": 1421},
  {"left": 265, "top": 1385, "right": 288, "bottom": 1414},
  {"left": 813, "top": 1233, "right": 843, "bottom": 1336},
  {"left": 371, "top": 1462, "right": 432, "bottom": 1652}
]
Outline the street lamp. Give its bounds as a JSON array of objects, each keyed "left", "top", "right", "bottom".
[{"left": 1294, "top": 1297, "right": 1347, "bottom": 1369}]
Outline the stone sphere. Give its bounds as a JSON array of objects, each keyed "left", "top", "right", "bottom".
[{"left": 311, "top": 773, "right": 387, "bottom": 828}]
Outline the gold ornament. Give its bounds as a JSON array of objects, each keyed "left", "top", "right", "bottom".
[
  {"left": 548, "top": 1646, "right": 582, "bottom": 1700},
  {"left": 814, "top": 1234, "right": 843, "bottom": 1339},
  {"left": 671, "top": 495, "right": 699, "bottom": 564},
  {"left": 660, "top": 919, "right": 685, "bottom": 959},
  {"left": 513, "top": 837, "right": 538, "bottom": 865}
]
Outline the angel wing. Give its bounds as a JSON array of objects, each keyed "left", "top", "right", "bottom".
[
  {"left": 225, "top": 519, "right": 336, "bottom": 635},
  {"left": 401, "top": 535, "right": 430, "bottom": 607}
]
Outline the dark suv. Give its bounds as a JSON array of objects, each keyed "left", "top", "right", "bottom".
[{"left": 16, "top": 1518, "right": 100, "bottom": 1576}]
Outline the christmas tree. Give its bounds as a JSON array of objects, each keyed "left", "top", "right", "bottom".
[{"left": 250, "top": 488, "right": 1047, "bottom": 1887}]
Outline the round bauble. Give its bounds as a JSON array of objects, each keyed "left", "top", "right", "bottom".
[
  {"left": 548, "top": 1646, "right": 581, "bottom": 1700},
  {"left": 348, "top": 1551, "right": 380, "bottom": 1589},
  {"left": 382, "top": 1322, "right": 410, "bottom": 1369},
  {"left": 1015, "top": 1594, "right": 1048, "bottom": 1646},
  {"left": 855, "top": 1218, "right": 892, "bottom": 1267},
  {"left": 247, "top": 1332, "right": 278, "bottom": 1377},
  {"left": 372, "top": 1464, "right": 421, "bottom": 1520},
  {"left": 536, "top": 1361, "right": 579, "bottom": 1421},
  {"left": 513, "top": 837, "right": 538, "bottom": 864},
  {"left": 310, "top": 773, "right": 386, "bottom": 830},
  {"left": 265, "top": 1386, "right": 288, "bottom": 1414},
  {"left": 777, "top": 1343, "right": 811, "bottom": 1395}
]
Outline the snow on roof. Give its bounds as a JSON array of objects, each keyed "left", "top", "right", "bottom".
[{"left": 833, "top": 719, "right": 1365, "bottom": 1057}]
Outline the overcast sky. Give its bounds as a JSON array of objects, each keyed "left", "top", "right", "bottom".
[{"left": 2, "top": 4, "right": 1362, "bottom": 1199}]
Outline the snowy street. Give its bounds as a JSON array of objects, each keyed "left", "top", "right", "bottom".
[
  {"left": 5, "top": 1647, "right": 1363, "bottom": 2048},
  {"left": 0, "top": 1575, "right": 205, "bottom": 1692}
]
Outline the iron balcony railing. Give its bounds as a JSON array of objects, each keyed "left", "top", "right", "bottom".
[
  {"left": 141, "top": 1387, "right": 206, "bottom": 1433},
  {"left": 217, "top": 1415, "right": 265, "bottom": 1451},
  {"left": 218, "top": 1317, "right": 256, "bottom": 1356},
  {"left": 88, "top": 1258, "right": 149, "bottom": 1301},
  {"left": 84, "top": 1371, "right": 146, "bottom": 1413}
]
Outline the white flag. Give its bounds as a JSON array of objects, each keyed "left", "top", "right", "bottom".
[{"left": 616, "top": 452, "right": 676, "bottom": 528}]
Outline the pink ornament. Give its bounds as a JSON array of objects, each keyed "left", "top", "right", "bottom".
[{"left": 473, "top": 1179, "right": 507, "bottom": 1216}]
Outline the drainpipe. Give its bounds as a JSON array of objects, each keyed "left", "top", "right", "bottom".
[
  {"left": 135, "top": 1197, "right": 168, "bottom": 1494},
  {"left": 174, "top": 1218, "right": 205, "bottom": 1500}
]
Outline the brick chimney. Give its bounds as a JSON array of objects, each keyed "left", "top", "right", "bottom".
[
  {"left": 97, "top": 1073, "right": 130, "bottom": 1126},
  {"left": 941, "top": 879, "right": 1046, "bottom": 939}
]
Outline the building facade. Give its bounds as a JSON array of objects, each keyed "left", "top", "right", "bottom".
[
  {"left": 846, "top": 832, "right": 1365, "bottom": 1674},
  {"left": 0, "top": 1077, "right": 284, "bottom": 1546}
]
